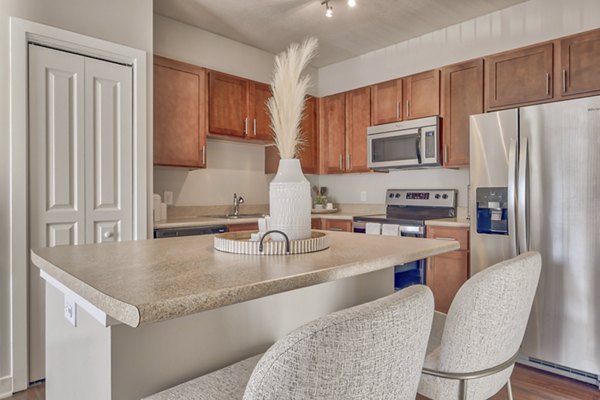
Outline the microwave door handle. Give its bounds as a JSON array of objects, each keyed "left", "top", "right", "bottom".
[{"left": 415, "top": 135, "right": 422, "bottom": 164}]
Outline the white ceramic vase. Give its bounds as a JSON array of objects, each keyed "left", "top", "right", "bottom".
[{"left": 269, "top": 158, "right": 312, "bottom": 241}]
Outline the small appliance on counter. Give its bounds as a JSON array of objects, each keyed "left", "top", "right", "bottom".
[{"left": 353, "top": 189, "right": 456, "bottom": 290}]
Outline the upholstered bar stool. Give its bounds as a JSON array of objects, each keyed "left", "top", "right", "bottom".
[
  {"left": 418, "top": 251, "right": 542, "bottom": 400},
  {"left": 145, "top": 285, "right": 434, "bottom": 400}
]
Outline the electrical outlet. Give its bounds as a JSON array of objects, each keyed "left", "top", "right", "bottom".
[
  {"left": 164, "top": 191, "right": 173, "bottom": 205},
  {"left": 360, "top": 191, "right": 367, "bottom": 202},
  {"left": 64, "top": 296, "right": 77, "bottom": 327}
]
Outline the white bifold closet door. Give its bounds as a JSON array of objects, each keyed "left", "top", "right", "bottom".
[{"left": 28, "top": 44, "right": 133, "bottom": 382}]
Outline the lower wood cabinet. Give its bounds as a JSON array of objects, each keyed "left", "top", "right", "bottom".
[
  {"left": 227, "top": 222, "right": 259, "bottom": 232},
  {"left": 311, "top": 218, "right": 323, "bottom": 230},
  {"left": 426, "top": 226, "right": 469, "bottom": 313},
  {"left": 322, "top": 219, "right": 352, "bottom": 232}
]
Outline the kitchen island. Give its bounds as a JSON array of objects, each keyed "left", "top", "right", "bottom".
[{"left": 32, "top": 231, "right": 459, "bottom": 400}]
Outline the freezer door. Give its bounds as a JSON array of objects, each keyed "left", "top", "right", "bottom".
[
  {"left": 520, "top": 96, "right": 600, "bottom": 376},
  {"left": 469, "top": 109, "right": 519, "bottom": 275}
]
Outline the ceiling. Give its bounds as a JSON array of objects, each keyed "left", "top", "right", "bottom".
[{"left": 154, "top": 0, "right": 528, "bottom": 67}]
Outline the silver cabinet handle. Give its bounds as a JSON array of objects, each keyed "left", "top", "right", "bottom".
[
  {"left": 253, "top": 118, "right": 257, "bottom": 136},
  {"left": 396, "top": 101, "right": 400, "bottom": 119},
  {"left": 562, "top": 69, "right": 567, "bottom": 93},
  {"left": 244, "top": 117, "right": 248, "bottom": 135},
  {"left": 103, "top": 231, "right": 114, "bottom": 239},
  {"left": 406, "top": 100, "right": 410, "bottom": 117},
  {"left": 545, "top": 73, "right": 550, "bottom": 95},
  {"left": 202, "top": 145, "right": 206, "bottom": 165},
  {"left": 444, "top": 144, "right": 449, "bottom": 164},
  {"left": 346, "top": 154, "right": 351, "bottom": 171},
  {"left": 339, "top": 153, "right": 343, "bottom": 170}
]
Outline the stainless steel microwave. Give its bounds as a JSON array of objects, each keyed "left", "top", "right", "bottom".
[{"left": 367, "top": 116, "right": 440, "bottom": 170}]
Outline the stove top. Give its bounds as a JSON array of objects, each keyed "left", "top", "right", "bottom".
[{"left": 354, "top": 189, "right": 457, "bottom": 226}]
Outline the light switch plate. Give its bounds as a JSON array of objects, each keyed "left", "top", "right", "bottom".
[
  {"left": 64, "top": 296, "right": 77, "bottom": 327},
  {"left": 164, "top": 191, "right": 173, "bottom": 205}
]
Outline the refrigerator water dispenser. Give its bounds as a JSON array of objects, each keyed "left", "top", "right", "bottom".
[{"left": 476, "top": 187, "right": 508, "bottom": 235}]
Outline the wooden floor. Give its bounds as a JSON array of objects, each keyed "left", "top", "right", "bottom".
[{"left": 7, "top": 365, "right": 600, "bottom": 399}]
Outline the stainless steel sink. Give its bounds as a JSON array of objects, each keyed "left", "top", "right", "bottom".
[{"left": 207, "top": 213, "right": 265, "bottom": 219}]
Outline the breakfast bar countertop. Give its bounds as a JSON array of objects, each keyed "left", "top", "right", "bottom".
[{"left": 31, "top": 231, "right": 459, "bottom": 328}]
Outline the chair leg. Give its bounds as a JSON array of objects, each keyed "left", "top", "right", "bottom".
[
  {"left": 507, "top": 378, "right": 513, "bottom": 400},
  {"left": 460, "top": 379, "right": 468, "bottom": 400}
]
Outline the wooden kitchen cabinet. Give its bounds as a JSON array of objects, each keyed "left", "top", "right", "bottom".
[
  {"left": 264, "top": 96, "right": 318, "bottom": 174},
  {"left": 441, "top": 59, "right": 484, "bottom": 168},
  {"left": 371, "top": 78, "right": 403, "bottom": 125},
  {"left": 320, "top": 88, "right": 371, "bottom": 174},
  {"left": 344, "top": 87, "right": 371, "bottom": 173},
  {"left": 311, "top": 218, "right": 323, "bottom": 230},
  {"left": 322, "top": 219, "right": 353, "bottom": 232},
  {"left": 558, "top": 28, "right": 600, "bottom": 99},
  {"left": 208, "top": 70, "right": 248, "bottom": 138},
  {"left": 486, "top": 43, "right": 554, "bottom": 110},
  {"left": 426, "top": 226, "right": 469, "bottom": 313},
  {"left": 321, "top": 93, "right": 346, "bottom": 174},
  {"left": 154, "top": 55, "right": 207, "bottom": 168},
  {"left": 403, "top": 70, "right": 440, "bottom": 120},
  {"left": 249, "top": 81, "right": 273, "bottom": 141},
  {"left": 227, "top": 222, "right": 259, "bottom": 232}
]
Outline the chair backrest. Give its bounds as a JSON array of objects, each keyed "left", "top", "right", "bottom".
[
  {"left": 243, "top": 285, "right": 434, "bottom": 400},
  {"left": 439, "top": 251, "right": 541, "bottom": 396}
]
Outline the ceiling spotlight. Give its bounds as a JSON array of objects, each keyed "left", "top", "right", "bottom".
[
  {"left": 324, "top": 2, "right": 333, "bottom": 17},
  {"left": 348, "top": 0, "right": 356, "bottom": 7}
]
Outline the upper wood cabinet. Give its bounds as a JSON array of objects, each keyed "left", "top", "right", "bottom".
[
  {"left": 208, "top": 71, "right": 248, "bottom": 137},
  {"left": 344, "top": 87, "right": 371, "bottom": 173},
  {"left": 403, "top": 70, "right": 440, "bottom": 120},
  {"left": 371, "top": 79, "right": 403, "bottom": 125},
  {"left": 486, "top": 43, "right": 554, "bottom": 110},
  {"left": 249, "top": 82, "right": 273, "bottom": 140},
  {"left": 264, "top": 96, "right": 318, "bottom": 174},
  {"left": 153, "top": 55, "right": 207, "bottom": 168},
  {"left": 558, "top": 29, "right": 600, "bottom": 99},
  {"left": 321, "top": 93, "right": 346, "bottom": 174},
  {"left": 441, "top": 59, "right": 484, "bottom": 168}
]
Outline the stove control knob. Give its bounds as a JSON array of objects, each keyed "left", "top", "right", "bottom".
[
  {"left": 389, "top": 193, "right": 394, "bottom": 198},
  {"left": 435, "top": 194, "right": 441, "bottom": 199},
  {"left": 442, "top": 194, "right": 448, "bottom": 199},
  {"left": 395, "top": 193, "right": 401, "bottom": 198}
]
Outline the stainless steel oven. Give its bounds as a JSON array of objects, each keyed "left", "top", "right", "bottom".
[
  {"left": 353, "top": 189, "right": 456, "bottom": 291},
  {"left": 367, "top": 116, "right": 440, "bottom": 170}
]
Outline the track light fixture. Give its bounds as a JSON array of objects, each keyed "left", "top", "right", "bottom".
[{"left": 322, "top": 0, "right": 357, "bottom": 18}]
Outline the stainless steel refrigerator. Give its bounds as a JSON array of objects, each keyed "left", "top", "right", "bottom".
[{"left": 469, "top": 95, "right": 600, "bottom": 387}]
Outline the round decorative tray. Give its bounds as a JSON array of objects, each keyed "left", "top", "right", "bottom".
[
  {"left": 311, "top": 208, "right": 338, "bottom": 214},
  {"left": 214, "top": 230, "right": 329, "bottom": 255}
]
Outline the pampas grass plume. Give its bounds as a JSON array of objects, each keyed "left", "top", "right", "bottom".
[{"left": 267, "top": 37, "right": 318, "bottom": 159}]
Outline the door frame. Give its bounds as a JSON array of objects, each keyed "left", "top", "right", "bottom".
[{"left": 9, "top": 17, "right": 148, "bottom": 392}]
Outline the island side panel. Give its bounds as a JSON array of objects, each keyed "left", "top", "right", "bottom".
[
  {"left": 46, "top": 284, "right": 112, "bottom": 400},
  {"left": 110, "top": 268, "right": 393, "bottom": 400}
]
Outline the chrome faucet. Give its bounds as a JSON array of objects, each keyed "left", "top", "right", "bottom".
[{"left": 231, "top": 193, "right": 245, "bottom": 217}]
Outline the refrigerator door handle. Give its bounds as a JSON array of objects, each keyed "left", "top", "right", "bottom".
[
  {"left": 508, "top": 138, "right": 518, "bottom": 257},
  {"left": 518, "top": 136, "right": 529, "bottom": 253}
]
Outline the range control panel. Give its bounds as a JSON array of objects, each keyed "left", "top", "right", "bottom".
[{"left": 385, "top": 189, "right": 457, "bottom": 208}]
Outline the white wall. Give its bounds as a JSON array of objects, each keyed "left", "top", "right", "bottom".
[
  {"left": 314, "top": 0, "right": 600, "bottom": 208},
  {"left": 0, "top": 0, "right": 153, "bottom": 394},
  {"left": 153, "top": 15, "right": 319, "bottom": 206}
]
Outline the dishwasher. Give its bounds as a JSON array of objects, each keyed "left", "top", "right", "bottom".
[{"left": 154, "top": 225, "right": 227, "bottom": 239}]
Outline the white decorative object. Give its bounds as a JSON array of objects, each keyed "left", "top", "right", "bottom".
[
  {"left": 270, "top": 159, "right": 312, "bottom": 240},
  {"left": 214, "top": 231, "right": 328, "bottom": 255},
  {"left": 267, "top": 37, "right": 318, "bottom": 241}
]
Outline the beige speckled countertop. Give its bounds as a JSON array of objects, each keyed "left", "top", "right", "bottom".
[{"left": 31, "top": 232, "right": 459, "bottom": 328}]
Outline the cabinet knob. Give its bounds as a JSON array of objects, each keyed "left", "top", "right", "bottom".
[{"left": 104, "top": 231, "right": 114, "bottom": 239}]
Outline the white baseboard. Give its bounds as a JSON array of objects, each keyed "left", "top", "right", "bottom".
[{"left": 0, "top": 375, "right": 12, "bottom": 399}]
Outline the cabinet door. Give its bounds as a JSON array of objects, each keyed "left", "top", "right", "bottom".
[
  {"left": 323, "top": 219, "right": 352, "bottom": 232},
  {"left": 486, "top": 43, "right": 553, "bottom": 110},
  {"left": 345, "top": 87, "right": 371, "bottom": 173},
  {"left": 299, "top": 96, "right": 318, "bottom": 173},
  {"left": 250, "top": 82, "right": 273, "bottom": 141},
  {"left": 426, "top": 251, "right": 469, "bottom": 313},
  {"left": 403, "top": 70, "right": 440, "bottom": 120},
  {"left": 321, "top": 93, "right": 346, "bottom": 174},
  {"left": 311, "top": 218, "right": 323, "bottom": 230},
  {"left": 154, "top": 56, "right": 207, "bottom": 168},
  {"left": 371, "top": 79, "right": 402, "bottom": 124},
  {"left": 228, "top": 222, "right": 259, "bottom": 232},
  {"left": 441, "top": 59, "right": 483, "bottom": 167},
  {"left": 559, "top": 29, "right": 600, "bottom": 98},
  {"left": 208, "top": 71, "right": 248, "bottom": 137}
]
